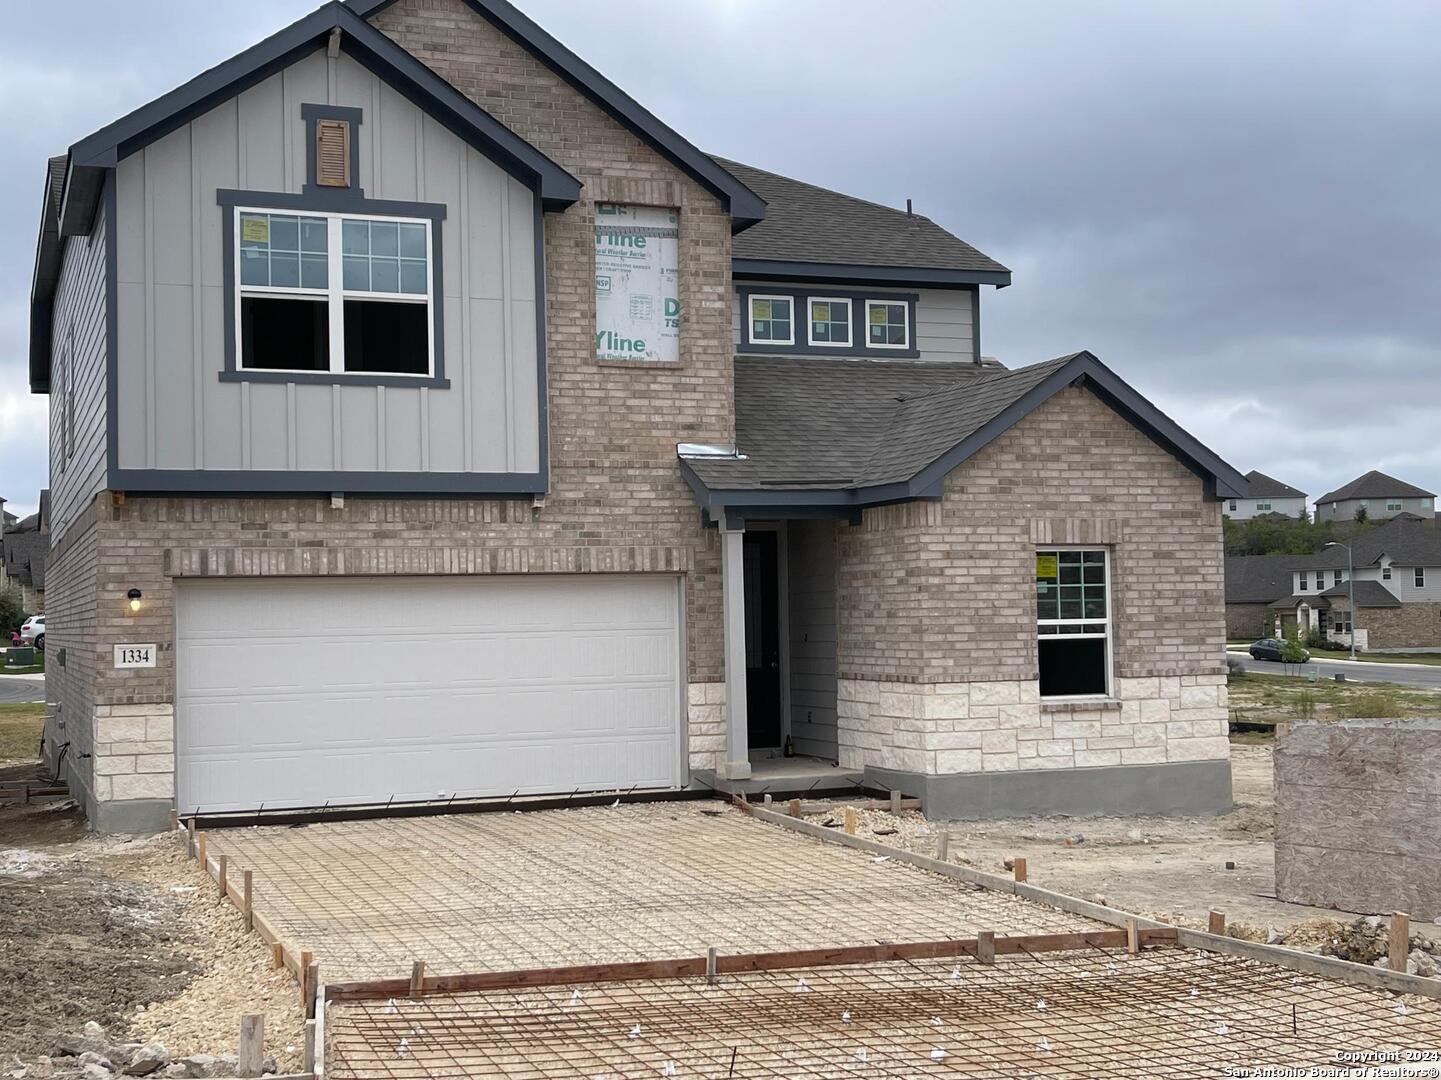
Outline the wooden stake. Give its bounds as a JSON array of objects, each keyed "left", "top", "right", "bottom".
[
  {"left": 305, "top": 960, "right": 320, "bottom": 1020},
  {"left": 706, "top": 946, "right": 718, "bottom": 985},
  {"left": 1390, "top": 912, "right": 1410, "bottom": 973},
  {"left": 1125, "top": 918, "right": 1140, "bottom": 955},
  {"left": 299, "top": 950, "right": 314, "bottom": 1010},
  {"left": 410, "top": 959, "right": 426, "bottom": 998},
  {"left": 196, "top": 830, "right": 207, "bottom": 872},
  {"left": 937, "top": 831, "right": 950, "bottom": 861},
  {"left": 889, "top": 789, "right": 902, "bottom": 815},
  {"left": 1012, "top": 857, "right": 1027, "bottom": 883},
  {"left": 270, "top": 942, "right": 284, "bottom": 970},
  {"left": 303, "top": 1019, "right": 317, "bottom": 1074},
  {"left": 218, "top": 854, "right": 228, "bottom": 896},
  {"left": 1207, "top": 910, "right": 1226, "bottom": 936},
  {"left": 762, "top": 793, "right": 772, "bottom": 806},
  {"left": 169, "top": 808, "right": 179, "bottom": 832},
  {"left": 843, "top": 807, "right": 857, "bottom": 836},
  {"left": 237, "top": 1014, "right": 264, "bottom": 1078},
  {"left": 976, "top": 930, "right": 995, "bottom": 965},
  {"left": 186, "top": 819, "right": 196, "bottom": 859},
  {"left": 787, "top": 798, "right": 801, "bottom": 818},
  {"left": 242, "top": 870, "right": 254, "bottom": 930}
]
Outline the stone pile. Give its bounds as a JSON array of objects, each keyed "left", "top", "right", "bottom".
[{"left": 50, "top": 1023, "right": 278, "bottom": 1079}]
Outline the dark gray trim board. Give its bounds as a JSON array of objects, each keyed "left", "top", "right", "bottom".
[
  {"left": 733, "top": 259, "right": 1011, "bottom": 289},
  {"left": 106, "top": 468, "right": 547, "bottom": 496},
  {"left": 344, "top": 0, "right": 767, "bottom": 229},
  {"left": 28, "top": 167, "right": 65, "bottom": 392},
  {"left": 217, "top": 188, "right": 448, "bottom": 386},
  {"left": 866, "top": 759, "right": 1234, "bottom": 819},
  {"left": 735, "top": 284, "right": 921, "bottom": 360},
  {"left": 301, "top": 103, "right": 365, "bottom": 196}
]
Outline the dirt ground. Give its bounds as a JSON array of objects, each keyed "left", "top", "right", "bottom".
[
  {"left": 815, "top": 740, "right": 1441, "bottom": 949},
  {"left": 0, "top": 781, "right": 304, "bottom": 1077}
]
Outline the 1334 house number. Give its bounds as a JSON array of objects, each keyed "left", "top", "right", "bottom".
[{"left": 113, "top": 644, "right": 157, "bottom": 668}]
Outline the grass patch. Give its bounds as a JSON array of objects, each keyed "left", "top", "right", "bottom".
[
  {"left": 0, "top": 666, "right": 44, "bottom": 676},
  {"left": 0, "top": 703, "right": 44, "bottom": 761},
  {"left": 1228, "top": 672, "right": 1441, "bottom": 725}
]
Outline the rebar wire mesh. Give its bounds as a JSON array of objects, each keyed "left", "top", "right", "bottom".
[
  {"left": 326, "top": 946, "right": 1441, "bottom": 1079},
  {"left": 205, "top": 803, "right": 1093, "bottom": 981}
]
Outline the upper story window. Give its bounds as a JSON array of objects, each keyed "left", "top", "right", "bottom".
[
  {"left": 808, "top": 298, "right": 852, "bottom": 347},
  {"left": 749, "top": 296, "right": 794, "bottom": 346},
  {"left": 595, "top": 204, "right": 680, "bottom": 362},
  {"left": 1298, "top": 572, "right": 1309, "bottom": 591},
  {"left": 738, "top": 286, "right": 920, "bottom": 358},
  {"left": 236, "top": 208, "right": 432, "bottom": 377},
  {"left": 865, "top": 300, "right": 910, "bottom": 349},
  {"left": 1227, "top": 500, "right": 1237, "bottom": 512},
  {"left": 1383, "top": 565, "right": 1393, "bottom": 580},
  {"left": 1417, "top": 567, "right": 1427, "bottom": 588}
]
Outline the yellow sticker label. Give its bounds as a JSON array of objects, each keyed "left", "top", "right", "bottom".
[
  {"left": 869, "top": 305, "right": 887, "bottom": 324},
  {"left": 753, "top": 299, "right": 771, "bottom": 320},
  {"left": 1035, "top": 555, "right": 1058, "bottom": 579},
  {"left": 241, "top": 216, "right": 269, "bottom": 244}
]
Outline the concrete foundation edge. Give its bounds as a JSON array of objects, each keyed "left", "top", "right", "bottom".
[{"left": 865, "top": 758, "right": 1233, "bottom": 819}]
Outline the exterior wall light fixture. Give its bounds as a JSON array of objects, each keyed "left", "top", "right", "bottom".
[{"left": 127, "top": 588, "right": 143, "bottom": 612}]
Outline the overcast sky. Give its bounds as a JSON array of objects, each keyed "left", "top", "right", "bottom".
[{"left": 3, "top": 1, "right": 1439, "bottom": 519}]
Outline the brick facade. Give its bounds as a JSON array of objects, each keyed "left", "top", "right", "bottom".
[
  {"left": 1226, "top": 602, "right": 1272, "bottom": 641},
  {"left": 835, "top": 387, "right": 1229, "bottom": 777},
  {"left": 1328, "top": 596, "right": 1441, "bottom": 650}
]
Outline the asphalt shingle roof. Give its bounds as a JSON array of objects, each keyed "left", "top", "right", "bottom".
[
  {"left": 1317, "top": 580, "right": 1401, "bottom": 607},
  {"left": 1295, "top": 516, "right": 1441, "bottom": 571},
  {"left": 1243, "top": 470, "right": 1305, "bottom": 499},
  {"left": 718, "top": 158, "right": 1009, "bottom": 276},
  {"left": 1224, "top": 554, "right": 1295, "bottom": 604},
  {"left": 1316, "top": 470, "right": 1434, "bottom": 504},
  {"left": 686, "top": 354, "right": 1077, "bottom": 493}
]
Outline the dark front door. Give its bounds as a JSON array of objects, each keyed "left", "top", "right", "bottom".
[{"left": 743, "top": 531, "right": 782, "bottom": 749}]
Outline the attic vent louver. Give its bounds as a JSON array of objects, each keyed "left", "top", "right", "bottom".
[{"left": 315, "top": 119, "right": 351, "bottom": 187}]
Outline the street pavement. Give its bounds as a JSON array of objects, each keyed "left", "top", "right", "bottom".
[
  {"left": 0, "top": 674, "right": 45, "bottom": 704},
  {"left": 1226, "top": 650, "right": 1441, "bottom": 690}
]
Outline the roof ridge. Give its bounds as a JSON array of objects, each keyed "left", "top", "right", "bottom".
[{"left": 890, "top": 352, "right": 1082, "bottom": 406}]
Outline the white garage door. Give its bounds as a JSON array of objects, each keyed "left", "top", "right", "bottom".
[{"left": 176, "top": 575, "right": 683, "bottom": 814}]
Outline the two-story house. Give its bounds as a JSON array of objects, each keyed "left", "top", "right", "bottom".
[
  {"left": 1265, "top": 516, "right": 1441, "bottom": 650},
  {"left": 29, "top": 0, "right": 1245, "bottom": 833},
  {"left": 1315, "top": 470, "right": 1435, "bottom": 523},
  {"left": 1, "top": 493, "right": 49, "bottom": 615},
  {"left": 1223, "top": 471, "right": 1306, "bottom": 520}
]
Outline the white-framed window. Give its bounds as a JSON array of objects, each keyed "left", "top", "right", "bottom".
[
  {"left": 1298, "top": 572, "right": 1308, "bottom": 591},
  {"left": 1035, "top": 549, "right": 1111, "bottom": 698},
  {"left": 807, "top": 297, "right": 852, "bottom": 347},
  {"left": 747, "top": 295, "right": 794, "bottom": 346},
  {"left": 1256, "top": 500, "right": 1272, "bottom": 512},
  {"left": 1383, "top": 565, "right": 1393, "bottom": 581},
  {"left": 1416, "top": 567, "right": 1426, "bottom": 588},
  {"left": 235, "top": 207, "right": 434, "bottom": 377},
  {"left": 1387, "top": 499, "right": 1403, "bottom": 512},
  {"left": 1227, "top": 500, "right": 1237, "bottom": 512},
  {"left": 865, "top": 299, "right": 910, "bottom": 349}
]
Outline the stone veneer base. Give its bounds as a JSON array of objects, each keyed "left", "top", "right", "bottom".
[{"left": 868, "top": 758, "right": 1234, "bottom": 820}]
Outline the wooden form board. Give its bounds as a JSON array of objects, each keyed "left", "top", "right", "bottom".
[{"left": 324, "top": 927, "right": 1179, "bottom": 1003}]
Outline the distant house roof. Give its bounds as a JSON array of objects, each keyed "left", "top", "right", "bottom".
[
  {"left": 1298, "top": 516, "right": 1441, "bottom": 571},
  {"left": 1270, "top": 593, "right": 1330, "bottom": 609},
  {"left": 717, "top": 157, "right": 1011, "bottom": 288},
  {"left": 2, "top": 527, "right": 47, "bottom": 592},
  {"left": 1318, "top": 580, "right": 1402, "bottom": 608},
  {"left": 681, "top": 350, "right": 1246, "bottom": 519},
  {"left": 1224, "top": 554, "right": 1295, "bottom": 604},
  {"left": 1316, "top": 470, "right": 1435, "bottom": 504},
  {"left": 1243, "top": 470, "right": 1305, "bottom": 500}
]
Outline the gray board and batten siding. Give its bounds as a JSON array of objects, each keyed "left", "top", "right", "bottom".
[
  {"left": 48, "top": 182, "right": 110, "bottom": 542},
  {"left": 787, "top": 519, "right": 840, "bottom": 760},
  {"left": 112, "top": 48, "right": 543, "bottom": 492}
]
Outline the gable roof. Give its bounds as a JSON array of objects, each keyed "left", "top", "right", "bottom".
[
  {"left": 718, "top": 158, "right": 1010, "bottom": 288},
  {"left": 1318, "top": 580, "right": 1402, "bottom": 608},
  {"left": 1224, "top": 554, "right": 1295, "bottom": 605},
  {"left": 1316, "top": 469, "right": 1435, "bottom": 504},
  {"left": 680, "top": 351, "right": 1246, "bottom": 517},
  {"left": 1243, "top": 470, "right": 1305, "bottom": 500},
  {"left": 346, "top": 0, "right": 766, "bottom": 229},
  {"left": 1300, "top": 515, "right": 1441, "bottom": 571},
  {"left": 34, "top": 0, "right": 584, "bottom": 393}
]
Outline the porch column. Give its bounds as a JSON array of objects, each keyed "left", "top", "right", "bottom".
[{"left": 718, "top": 522, "right": 752, "bottom": 780}]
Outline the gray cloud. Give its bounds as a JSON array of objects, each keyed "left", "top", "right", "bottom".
[{"left": 2, "top": 0, "right": 1438, "bottom": 515}]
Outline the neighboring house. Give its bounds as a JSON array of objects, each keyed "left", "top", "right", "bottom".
[
  {"left": 1223, "top": 554, "right": 1294, "bottom": 640},
  {"left": 1223, "top": 471, "right": 1306, "bottom": 521},
  {"left": 1314, "top": 470, "right": 1435, "bottom": 523},
  {"left": 1264, "top": 517, "right": 1441, "bottom": 650},
  {"left": 1, "top": 494, "right": 49, "bottom": 613},
  {"left": 28, "top": 0, "right": 1244, "bottom": 834}
]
